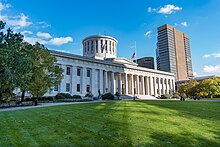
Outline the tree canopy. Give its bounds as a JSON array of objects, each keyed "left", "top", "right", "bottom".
[
  {"left": 177, "top": 77, "right": 220, "bottom": 98},
  {"left": 0, "top": 21, "right": 63, "bottom": 100}
]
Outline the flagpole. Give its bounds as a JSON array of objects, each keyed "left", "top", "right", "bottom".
[{"left": 135, "top": 41, "right": 137, "bottom": 63}]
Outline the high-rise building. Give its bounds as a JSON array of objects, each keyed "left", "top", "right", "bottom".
[
  {"left": 133, "top": 57, "right": 154, "bottom": 69},
  {"left": 157, "top": 24, "right": 193, "bottom": 81}
]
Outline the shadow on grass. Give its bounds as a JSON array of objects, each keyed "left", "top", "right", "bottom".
[
  {"left": 137, "top": 100, "right": 220, "bottom": 121},
  {"left": 145, "top": 131, "right": 220, "bottom": 146}
]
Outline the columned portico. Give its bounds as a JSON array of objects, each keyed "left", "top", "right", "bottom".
[
  {"left": 124, "top": 73, "right": 128, "bottom": 95},
  {"left": 104, "top": 70, "right": 108, "bottom": 93},
  {"left": 118, "top": 73, "right": 121, "bottom": 95},
  {"left": 49, "top": 41, "right": 175, "bottom": 98},
  {"left": 111, "top": 71, "right": 115, "bottom": 94},
  {"left": 142, "top": 76, "right": 145, "bottom": 95}
]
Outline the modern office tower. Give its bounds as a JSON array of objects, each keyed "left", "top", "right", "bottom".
[
  {"left": 157, "top": 24, "right": 193, "bottom": 81},
  {"left": 134, "top": 57, "right": 154, "bottom": 69}
]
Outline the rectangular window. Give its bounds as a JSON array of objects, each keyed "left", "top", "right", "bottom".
[
  {"left": 105, "top": 40, "right": 108, "bottom": 53},
  {"left": 91, "top": 40, "right": 93, "bottom": 53},
  {"left": 66, "top": 83, "right": 70, "bottom": 92},
  {"left": 101, "top": 40, "right": 103, "bottom": 53},
  {"left": 87, "top": 69, "right": 90, "bottom": 77},
  {"left": 77, "top": 84, "right": 80, "bottom": 92},
  {"left": 66, "top": 67, "right": 71, "bottom": 75},
  {"left": 87, "top": 42, "right": 89, "bottom": 52},
  {"left": 109, "top": 41, "right": 111, "bottom": 52},
  {"left": 54, "top": 85, "right": 59, "bottom": 91},
  {"left": 86, "top": 85, "right": 90, "bottom": 92},
  {"left": 77, "top": 68, "right": 81, "bottom": 76},
  {"left": 96, "top": 40, "right": 98, "bottom": 53}
]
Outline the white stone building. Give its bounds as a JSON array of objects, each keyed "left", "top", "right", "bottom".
[{"left": 47, "top": 35, "right": 175, "bottom": 98}]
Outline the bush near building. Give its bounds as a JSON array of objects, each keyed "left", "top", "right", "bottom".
[
  {"left": 160, "top": 94, "right": 171, "bottom": 99},
  {"left": 102, "top": 93, "right": 115, "bottom": 100}
]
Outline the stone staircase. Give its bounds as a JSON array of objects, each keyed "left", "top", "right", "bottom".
[{"left": 120, "top": 95, "right": 157, "bottom": 100}]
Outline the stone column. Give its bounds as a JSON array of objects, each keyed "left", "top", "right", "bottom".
[
  {"left": 99, "top": 69, "right": 103, "bottom": 94},
  {"left": 104, "top": 70, "right": 108, "bottom": 93},
  {"left": 91, "top": 68, "right": 96, "bottom": 95},
  {"left": 158, "top": 77, "right": 161, "bottom": 96},
  {"left": 137, "top": 75, "right": 140, "bottom": 95},
  {"left": 118, "top": 73, "right": 121, "bottom": 95},
  {"left": 162, "top": 78, "right": 165, "bottom": 95},
  {"left": 165, "top": 79, "right": 169, "bottom": 94},
  {"left": 60, "top": 64, "right": 66, "bottom": 93},
  {"left": 72, "top": 66, "right": 76, "bottom": 93},
  {"left": 124, "top": 73, "right": 128, "bottom": 95},
  {"left": 131, "top": 74, "right": 134, "bottom": 95},
  {"left": 146, "top": 77, "right": 149, "bottom": 95},
  {"left": 149, "top": 76, "right": 152, "bottom": 95},
  {"left": 172, "top": 79, "right": 175, "bottom": 93},
  {"left": 82, "top": 67, "right": 87, "bottom": 95},
  {"left": 154, "top": 77, "right": 157, "bottom": 97},
  {"left": 142, "top": 76, "right": 145, "bottom": 95},
  {"left": 111, "top": 71, "right": 115, "bottom": 94}
]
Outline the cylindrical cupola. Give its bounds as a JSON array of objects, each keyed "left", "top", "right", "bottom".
[{"left": 82, "top": 35, "right": 118, "bottom": 60}]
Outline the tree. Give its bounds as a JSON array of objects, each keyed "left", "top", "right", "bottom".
[
  {"left": 29, "top": 43, "right": 63, "bottom": 98},
  {"left": 196, "top": 77, "right": 220, "bottom": 98},
  {"left": 177, "top": 83, "right": 188, "bottom": 98},
  {"left": 0, "top": 20, "right": 63, "bottom": 101},
  {"left": 14, "top": 42, "right": 35, "bottom": 101},
  {"left": 0, "top": 22, "right": 23, "bottom": 100},
  {"left": 186, "top": 80, "right": 199, "bottom": 97},
  {"left": 177, "top": 80, "right": 199, "bottom": 98}
]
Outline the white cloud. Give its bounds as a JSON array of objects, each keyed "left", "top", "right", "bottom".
[
  {"left": 37, "top": 21, "right": 51, "bottom": 28},
  {"left": 0, "top": 2, "right": 11, "bottom": 12},
  {"left": 24, "top": 36, "right": 47, "bottom": 45},
  {"left": 203, "top": 53, "right": 220, "bottom": 58},
  {"left": 1, "top": 13, "right": 32, "bottom": 29},
  {"left": 181, "top": 22, "right": 188, "bottom": 27},
  {"left": 147, "top": 7, "right": 156, "bottom": 13},
  {"left": 37, "top": 32, "right": 52, "bottom": 39},
  {"left": 21, "top": 30, "right": 33, "bottom": 35},
  {"left": 48, "top": 37, "right": 73, "bottom": 46},
  {"left": 203, "top": 65, "right": 220, "bottom": 73},
  {"left": 158, "top": 4, "right": 182, "bottom": 14},
  {"left": 144, "top": 31, "right": 152, "bottom": 38}
]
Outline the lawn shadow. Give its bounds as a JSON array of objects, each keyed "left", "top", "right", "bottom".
[
  {"left": 137, "top": 100, "right": 220, "bottom": 121},
  {"left": 145, "top": 131, "right": 220, "bottom": 146}
]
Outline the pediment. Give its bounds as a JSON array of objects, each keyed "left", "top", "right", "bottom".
[{"left": 113, "top": 58, "right": 138, "bottom": 66}]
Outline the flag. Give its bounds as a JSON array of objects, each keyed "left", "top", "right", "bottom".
[{"left": 131, "top": 52, "right": 136, "bottom": 59}]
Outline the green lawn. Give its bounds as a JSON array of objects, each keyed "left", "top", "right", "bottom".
[{"left": 0, "top": 101, "right": 219, "bottom": 146}]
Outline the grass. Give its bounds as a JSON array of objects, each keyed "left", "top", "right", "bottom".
[{"left": 0, "top": 100, "right": 219, "bottom": 146}]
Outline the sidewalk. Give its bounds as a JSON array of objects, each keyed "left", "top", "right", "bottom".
[{"left": 0, "top": 100, "right": 107, "bottom": 112}]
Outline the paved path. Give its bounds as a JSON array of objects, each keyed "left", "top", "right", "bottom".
[
  {"left": 0, "top": 100, "right": 108, "bottom": 112},
  {"left": 187, "top": 100, "right": 220, "bottom": 102}
]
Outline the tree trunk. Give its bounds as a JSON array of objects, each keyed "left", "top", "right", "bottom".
[
  {"left": 0, "top": 88, "right": 2, "bottom": 101},
  {"left": 21, "top": 90, "right": 25, "bottom": 102}
]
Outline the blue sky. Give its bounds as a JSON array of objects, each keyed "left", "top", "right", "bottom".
[{"left": 1, "top": 0, "right": 220, "bottom": 76}]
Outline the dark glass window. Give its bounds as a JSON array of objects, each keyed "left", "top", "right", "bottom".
[
  {"left": 66, "top": 83, "right": 70, "bottom": 92},
  {"left": 66, "top": 67, "right": 71, "bottom": 75},
  {"left": 87, "top": 69, "right": 90, "bottom": 77},
  {"left": 77, "top": 84, "right": 80, "bottom": 92},
  {"left": 77, "top": 68, "right": 81, "bottom": 76},
  {"left": 86, "top": 85, "right": 90, "bottom": 92}
]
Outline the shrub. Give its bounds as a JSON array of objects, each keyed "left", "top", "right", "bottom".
[
  {"left": 160, "top": 94, "right": 171, "bottom": 99},
  {"left": 72, "top": 95, "right": 82, "bottom": 99},
  {"left": 55, "top": 93, "right": 72, "bottom": 99},
  {"left": 85, "top": 92, "right": 93, "bottom": 98},
  {"left": 102, "top": 93, "right": 115, "bottom": 100}
]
